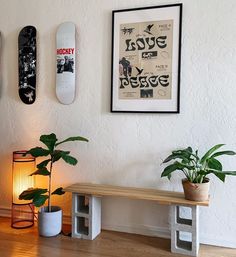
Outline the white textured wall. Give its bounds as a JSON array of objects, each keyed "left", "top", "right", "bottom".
[{"left": 0, "top": 0, "right": 236, "bottom": 248}]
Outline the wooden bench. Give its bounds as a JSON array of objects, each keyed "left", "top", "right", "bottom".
[{"left": 64, "top": 183, "right": 209, "bottom": 256}]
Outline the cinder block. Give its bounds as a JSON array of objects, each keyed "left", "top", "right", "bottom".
[
  {"left": 72, "top": 193, "right": 101, "bottom": 240},
  {"left": 171, "top": 205, "right": 199, "bottom": 256}
]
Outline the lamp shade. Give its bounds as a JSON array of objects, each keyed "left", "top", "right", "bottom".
[
  {"left": 12, "top": 151, "right": 35, "bottom": 203},
  {"left": 12, "top": 151, "right": 36, "bottom": 228}
]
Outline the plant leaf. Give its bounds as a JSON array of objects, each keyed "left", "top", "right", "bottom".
[
  {"left": 61, "top": 154, "right": 78, "bottom": 165},
  {"left": 186, "top": 147, "right": 193, "bottom": 153},
  {"left": 207, "top": 158, "right": 222, "bottom": 171},
  {"left": 37, "top": 159, "right": 51, "bottom": 169},
  {"left": 19, "top": 188, "right": 48, "bottom": 200},
  {"left": 195, "top": 170, "right": 210, "bottom": 183},
  {"left": 222, "top": 171, "right": 236, "bottom": 176},
  {"left": 200, "top": 144, "right": 225, "bottom": 164},
  {"left": 52, "top": 187, "right": 65, "bottom": 195},
  {"left": 197, "top": 170, "right": 210, "bottom": 176},
  {"left": 40, "top": 133, "right": 58, "bottom": 152},
  {"left": 210, "top": 170, "right": 226, "bottom": 182},
  {"left": 163, "top": 153, "right": 188, "bottom": 163},
  {"left": 33, "top": 195, "right": 49, "bottom": 207},
  {"left": 163, "top": 147, "right": 193, "bottom": 163},
  {"left": 55, "top": 136, "right": 89, "bottom": 147},
  {"left": 161, "top": 162, "right": 182, "bottom": 178},
  {"left": 211, "top": 151, "right": 236, "bottom": 158},
  {"left": 174, "top": 147, "right": 193, "bottom": 156},
  {"left": 19, "top": 188, "right": 48, "bottom": 207},
  {"left": 28, "top": 147, "right": 50, "bottom": 157},
  {"left": 195, "top": 150, "right": 199, "bottom": 161},
  {"left": 52, "top": 150, "right": 70, "bottom": 162},
  {"left": 30, "top": 167, "right": 50, "bottom": 176}
]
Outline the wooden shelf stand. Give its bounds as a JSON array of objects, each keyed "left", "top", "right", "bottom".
[{"left": 65, "top": 183, "right": 209, "bottom": 256}]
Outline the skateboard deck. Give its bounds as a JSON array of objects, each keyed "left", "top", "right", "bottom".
[
  {"left": 56, "top": 22, "right": 76, "bottom": 105},
  {"left": 18, "top": 26, "right": 37, "bottom": 104}
]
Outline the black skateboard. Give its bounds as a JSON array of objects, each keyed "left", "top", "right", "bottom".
[{"left": 18, "top": 26, "right": 36, "bottom": 104}]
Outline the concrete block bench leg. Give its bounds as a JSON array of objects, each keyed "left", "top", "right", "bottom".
[
  {"left": 72, "top": 193, "right": 101, "bottom": 240},
  {"left": 171, "top": 204, "right": 199, "bottom": 256}
]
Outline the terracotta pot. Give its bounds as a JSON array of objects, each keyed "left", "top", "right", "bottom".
[{"left": 182, "top": 178, "right": 210, "bottom": 201}]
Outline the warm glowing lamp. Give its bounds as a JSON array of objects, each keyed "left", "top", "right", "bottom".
[{"left": 11, "top": 151, "right": 35, "bottom": 228}]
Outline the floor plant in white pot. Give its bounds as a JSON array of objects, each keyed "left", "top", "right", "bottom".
[
  {"left": 161, "top": 144, "right": 236, "bottom": 201},
  {"left": 19, "top": 133, "right": 88, "bottom": 237}
]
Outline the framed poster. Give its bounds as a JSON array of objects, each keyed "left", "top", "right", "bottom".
[{"left": 111, "top": 4, "right": 182, "bottom": 113}]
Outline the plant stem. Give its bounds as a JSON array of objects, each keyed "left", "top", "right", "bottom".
[
  {"left": 182, "top": 168, "right": 187, "bottom": 178},
  {"left": 48, "top": 159, "right": 53, "bottom": 212}
]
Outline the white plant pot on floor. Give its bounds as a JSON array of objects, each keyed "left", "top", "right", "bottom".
[{"left": 38, "top": 206, "right": 62, "bottom": 237}]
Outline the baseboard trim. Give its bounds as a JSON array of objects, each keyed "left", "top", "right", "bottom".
[
  {"left": 102, "top": 223, "right": 170, "bottom": 239},
  {"left": 0, "top": 206, "right": 11, "bottom": 217},
  {"left": 200, "top": 236, "right": 236, "bottom": 249},
  {"left": 0, "top": 206, "right": 71, "bottom": 225}
]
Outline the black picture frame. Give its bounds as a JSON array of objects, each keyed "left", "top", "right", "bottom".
[{"left": 111, "top": 3, "right": 182, "bottom": 113}]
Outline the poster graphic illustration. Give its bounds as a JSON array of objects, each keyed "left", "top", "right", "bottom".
[
  {"left": 111, "top": 4, "right": 182, "bottom": 113},
  {"left": 119, "top": 20, "right": 173, "bottom": 100},
  {"left": 57, "top": 48, "right": 74, "bottom": 74}
]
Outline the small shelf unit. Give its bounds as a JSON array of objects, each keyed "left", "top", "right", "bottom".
[{"left": 66, "top": 183, "right": 209, "bottom": 256}]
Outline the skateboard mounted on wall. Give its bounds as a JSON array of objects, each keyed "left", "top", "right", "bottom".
[
  {"left": 18, "top": 26, "right": 37, "bottom": 104},
  {"left": 56, "top": 22, "right": 76, "bottom": 105}
]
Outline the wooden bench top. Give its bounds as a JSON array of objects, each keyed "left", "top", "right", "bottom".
[{"left": 64, "top": 183, "right": 209, "bottom": 206}]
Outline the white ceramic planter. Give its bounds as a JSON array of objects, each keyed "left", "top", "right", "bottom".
[{"left": 38, "top": 206, "right": 62, "bottom": 237}]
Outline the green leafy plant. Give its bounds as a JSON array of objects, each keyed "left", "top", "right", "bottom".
[
  {"left": 161, "top": 144, "right": 236, "bottom": 183},
  {"left": 19, "top": 133, "right": 88, "bottom": 211}
]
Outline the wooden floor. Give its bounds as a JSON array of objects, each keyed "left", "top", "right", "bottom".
[{"left": 0, "top": 217, "right": 235, "bottom": 257}]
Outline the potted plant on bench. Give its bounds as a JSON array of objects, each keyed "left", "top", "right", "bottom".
[
  {"left": 161, "top": 144, "right": 236, "bottom": 201},
  {"left": 19, "top": 133, "right": 88, "bottom": 237}
]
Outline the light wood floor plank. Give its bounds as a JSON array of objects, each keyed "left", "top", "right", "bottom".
[{"left": 0, "top": 217, "right": 235, "bottom": 257}]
